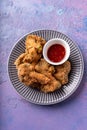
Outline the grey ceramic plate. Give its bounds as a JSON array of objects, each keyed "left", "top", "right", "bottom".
[{"left": 8, "top": 30, "right": 84, "bottom": 105}]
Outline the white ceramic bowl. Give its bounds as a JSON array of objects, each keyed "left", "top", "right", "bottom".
[{"left": 43, "top": 38, "right": 70, "bottom": 65}]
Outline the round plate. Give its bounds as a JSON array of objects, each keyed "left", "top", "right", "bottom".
[{"left": 8, "top": 30, "right": 84, "bottom": 105}]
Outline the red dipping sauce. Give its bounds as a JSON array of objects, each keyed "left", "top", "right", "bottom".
[{"left": 47, "top": 44, "right": 66, "bottom": 62}]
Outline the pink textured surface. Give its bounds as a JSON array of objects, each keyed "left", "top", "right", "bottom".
[{"left": 0, "top": 0, "right": 87, "bottom": 130}]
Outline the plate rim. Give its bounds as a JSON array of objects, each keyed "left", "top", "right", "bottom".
[{"left": 7, "top": 29, "right": 84, "bottom": 105}]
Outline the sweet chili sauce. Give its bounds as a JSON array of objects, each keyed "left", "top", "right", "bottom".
[{"left": 47, "top": 44, "right": 66, "bottom": 62}]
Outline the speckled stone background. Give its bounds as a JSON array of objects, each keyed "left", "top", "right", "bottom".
[{"left": 0, "top": 0, "right": 87, "bottom": 130}]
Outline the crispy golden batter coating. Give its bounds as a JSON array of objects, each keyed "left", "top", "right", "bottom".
[
  {"left": 25, "top": 35, "right": 46, "bottom": 54},
  {"left": 41, "top": 81, "right": 61, "bottom": 93},
  {"left": 15, "top": 35, "right": 46, "bottom": 68},
  {"left": 35, "top": 59, "right": 61, "bottom": 93},
  {"left": 54, "top": 61, "right": 71, "bottom": 85},
  {"left": 17, "top": 62, "right": 62, "bottom": 93},
  {"left": 29, "top": 72, "right": 50, "bottom": 85},
  {"left": 23, "top": 47, "right": 41, "bottom": 63},
  {"left": 14, "top": 35, "right": 71, "bottom": 93},
  {"left": 35, "top": 58, "right": 55, "bottom": 75},
  {"left": 14, "top": 48, "right": 41, "bottom": 68},
  {"left": 41, "top": 74, "right": 61, "bottom": 93},
  {"left": 18, "top": 63, "right": 50, "bottom": 86},
  {"left": 14, "top": 53, "right": 26, "bottom": 68}
]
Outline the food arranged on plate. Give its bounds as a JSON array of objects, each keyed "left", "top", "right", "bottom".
[{"left": 14, "top": 35, "right": 71, "bottom": 93}]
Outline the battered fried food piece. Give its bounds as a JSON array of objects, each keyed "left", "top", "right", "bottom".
[
  {"left": 23, "top": 47, "right": 41, "bottom": 63},
  {"left": 41, "top": 81, "right": 61, "bottom": 93},
  {"left": 25, "top": 35, "right": 46, "bottom": 54},
  {"left": 14, "top": 53, "right": 26, "bottom": 68},
  {"left": 54, "top": 61, "right": 71, "bottom": 85},
  {"left": 14, "top": 47, "right": 41, "bottom": 68},
  {"left": 35, "top": 58, "right": 55, "bottom": 74},
  {"left": 29, "top": 72, "right": 50, "bottom": 85},
  {"left": 41, "top": 74, "right": 61, "bottom": 93},
  {"left": 17, "top": 63, "right": 35, "bottom": 84},
  {"left": 15, "top": 35, "right": 46, "bottom": 68},
  {"left": 35, "top": 59, "right": 61, "bottom": 93},
  {"left": 18, "top": 63, "right": 50, "bottom": 86}
]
